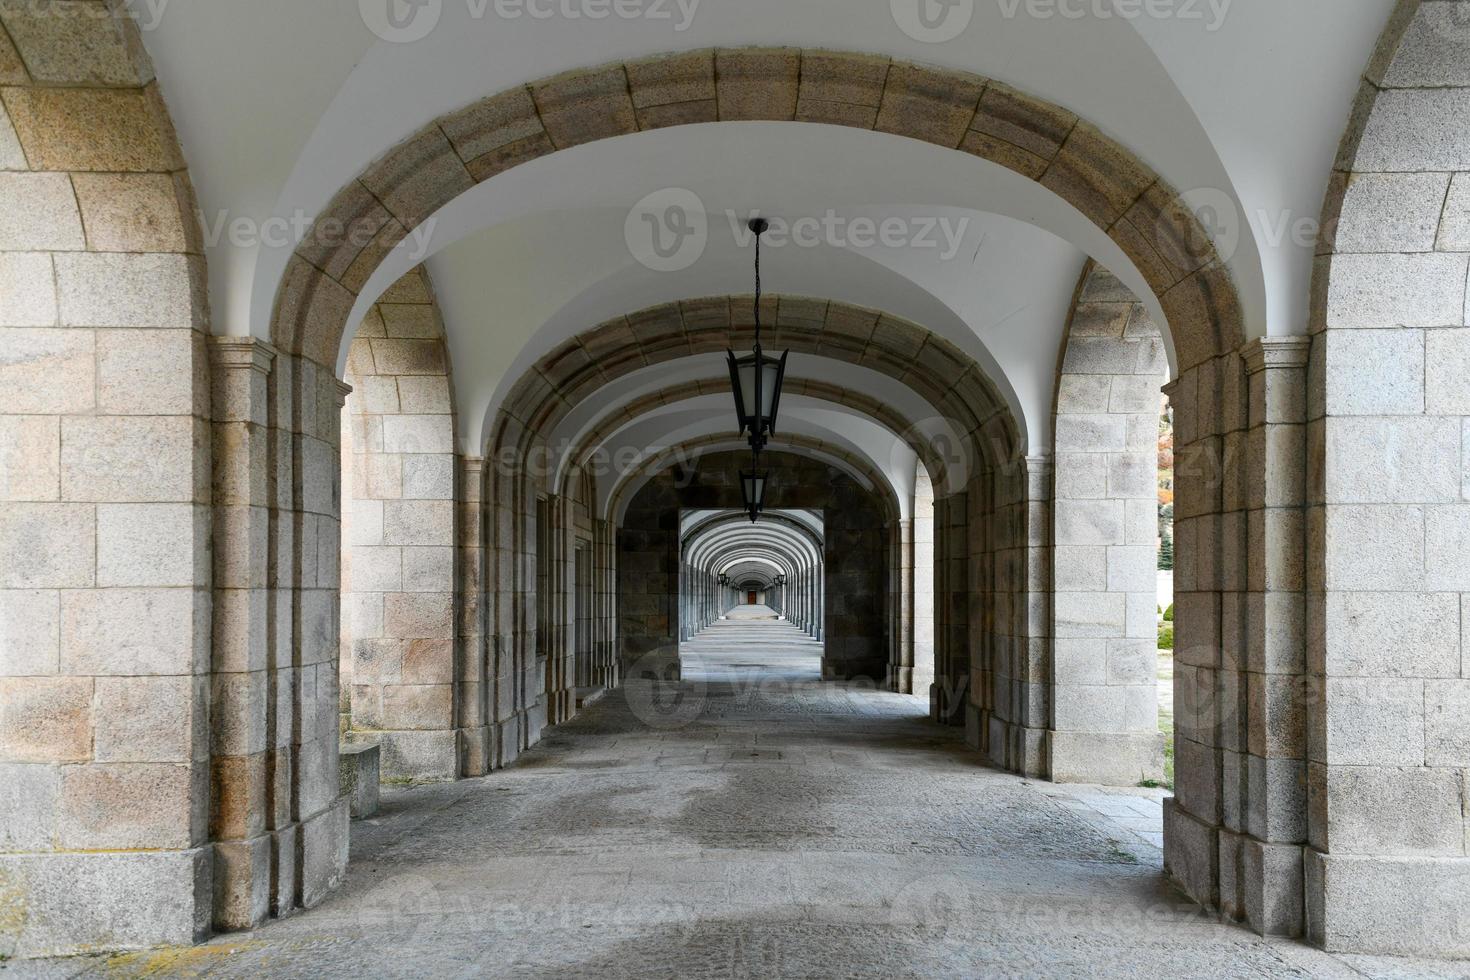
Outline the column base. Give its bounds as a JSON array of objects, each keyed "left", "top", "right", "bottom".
[
  {"left": 1048, "top": 730, "right": 1164, "bottom": 786},
  {"left": 984, "top": 714, "right": 1049, "bottom": 778},
  {"left": 1164, "top": 797, "right": 1219, "bottom": 910},
  {"left": 0, "top": 848, "right": 211, "bottom": 958},
  {"left": 1306, "top": 850, "right": 1470, "bottom": 957},
  {"left": 300, "top": 798, "right": 350, "bottom": 909},
  {"left": 212, "top": 835, "right": 271, "bottom": 930}
]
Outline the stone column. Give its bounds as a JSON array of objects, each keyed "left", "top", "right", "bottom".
[
  {"left": 1217, "top": 338, "right": 1310, "bottom": 935},
  {"left": 208, "top": 338, "right": 277, "bottom": 929},
  {"left": 456, "top": 457, "right": 490, "bottom": 776},
  {"left": 891, "top": 519, "right": 915, "bottom": 693}
]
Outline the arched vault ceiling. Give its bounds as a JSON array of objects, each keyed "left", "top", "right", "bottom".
[
  {"left": 139, "top": 1, "right": 1392, "bottom": 349},
  {"left": 584, "top": 395, "right": 919, "bottom": 520}
]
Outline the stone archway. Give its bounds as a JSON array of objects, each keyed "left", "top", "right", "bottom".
[
  {"left": 1302, "top": 0, "right": 1470, "bottom": 955},
  {"left": 339, "top": 266, "right": 460, "bottom": 783},
  {"left": 1049, "top": 262, "right": 1168, "bottom": 785}
]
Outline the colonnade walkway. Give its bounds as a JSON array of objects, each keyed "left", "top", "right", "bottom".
[{"left": 34, "top": 619, "right": 1452, "bottom": 978}]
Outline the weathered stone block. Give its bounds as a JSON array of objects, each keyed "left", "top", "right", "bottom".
[
  {"left": 95, "top": 675, "right": 200, "bottom": 764},
  {"left": 96, "top": 502, "right": 207, "bottom": 587},
  {"left": 715, "top": 48, "right": 799, "bottom": 120},
  {"left": 0, "top": 172, "right": 85, "bottom": 251},
  {"left": 1321, "top": 677, "right": 1425, "bottom": 767},
  {"left": 1307, "top": 850, "right": 1470, "bottom": 957},
  {"left": 359, "top": 126, "right": 473, "bottom": 230},
  {"left": 0, "top": 502, "right": 93, "bottom": 589},
  {"left": 530, "top": 66, "right": 636, "bottom": 149},
  {"left": 61, "top": 587, "right": 204, "bottom": 675},
  {"left": 71, "top": 172, "right": 189, "bottom": 253},
  {"left": 98, "top": 328, "right": 201, "bottom": 416},
  {"left": 0, "top": 848, "right": 210, "bottom": 957},
  {"left": 55, "top": 252, "right": 198, "bottom": 330},
  {"left": 0, "top": 676, "right": 91, "bottom": 763},
  {"left": 61, "top": 416, "right": 200, "bottom": 503},
  {"left": 338, "top": 740, "right": 380, "bottom": 818},
  {"left": 300, "top": 797, "right": 350, "bottom": 909},
  {"left": 1323, "top": 591, "right": 1459, "bottom": 678},
  {"left": 58, "top": 762, "right": 199, "bottom": 850}
]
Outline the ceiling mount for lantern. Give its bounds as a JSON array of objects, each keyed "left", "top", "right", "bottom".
[{"left": 727, "top": 217, "right": 789, "bottom": 453}]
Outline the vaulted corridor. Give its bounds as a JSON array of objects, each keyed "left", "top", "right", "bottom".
[{"left": 39, "top": 618, "right": 1440, "bottom": 979}]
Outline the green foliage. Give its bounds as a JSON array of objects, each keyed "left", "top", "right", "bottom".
[
  {"left": 1158, "top": 529, "right": 1174, "bottom": 570},
  {"left": 1163, "top": 603, "right": 1174, "bottom": 622},
  {"left": 1158, "top": 624, "right": 1174, "bottom": 650}
]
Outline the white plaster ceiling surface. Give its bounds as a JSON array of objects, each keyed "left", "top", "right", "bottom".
[{"left": 136, "top": 0, "right": 1395, "bottom": 462}]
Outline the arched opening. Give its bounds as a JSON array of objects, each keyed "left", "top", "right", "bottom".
[
  {"left": 338, "top": 266, "right": 459, "bottom": 782},
  {"left": 21, "top": 9, "right": 1470, "bottom": 963}
]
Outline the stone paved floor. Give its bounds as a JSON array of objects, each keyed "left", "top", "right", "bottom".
[{"left": 10, "top": 616, "right": 1470, "bottom": 979}]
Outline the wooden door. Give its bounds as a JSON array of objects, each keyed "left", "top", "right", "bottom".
[{"left": 747, "top": 591, "right": 758, "bottom": 605}]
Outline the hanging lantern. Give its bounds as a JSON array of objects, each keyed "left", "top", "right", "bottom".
[
  {"left": 775, "top": 573, "right": 787, "bottom": 586},
  {"left": 727, "top": 217, "right": 788, "bottom": 451},
  {"left": 740, "top": 466, "right": 767, "bottom": 523}
]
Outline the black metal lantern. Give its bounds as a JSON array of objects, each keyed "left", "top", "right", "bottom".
[
  {"left": 728, "top": 217, "right": 788, "bottom": 451},
  {"left": 775, "top": 573, "right": 787, "bottom": 586},
  {"left": 740, "top": 458, "right": 768, "bottom": 523},
  {"left": 718, "top": 573, "right": 729, "bottom": 586}
]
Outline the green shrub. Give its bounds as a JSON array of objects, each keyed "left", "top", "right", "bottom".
[
  {"left": 1158, "top": 624, "right": 1174, "bottom": 650},
  {"left": 1162, "top": 603, "right": 1174, "bottom": 622}
]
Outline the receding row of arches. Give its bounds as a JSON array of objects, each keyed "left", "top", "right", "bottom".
[{"left": 4, "top": 4, "right": 1469, "bottom": 961}]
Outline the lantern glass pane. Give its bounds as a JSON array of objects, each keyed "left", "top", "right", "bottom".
[
  {"left": 759, "top": 360, "right": 781, "bottom": 418},
  {"left": 738, "top": 360, "right": 758, "bottom": 418}
]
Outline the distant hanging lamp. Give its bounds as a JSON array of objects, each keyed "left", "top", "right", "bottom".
[
  {"left": 740, "top": 443, "right": 768, "bottom": 524},
  {"left": 727, "top": 218, "right": 789, "bottom": 451}
]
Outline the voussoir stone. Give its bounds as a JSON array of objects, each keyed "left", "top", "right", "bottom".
[
  {"left": 1, "top": 86, "right": 177, "bottom": 171},
  {"left": 875, "top": 63, "right": 985, "bottom": 148},
  {"left": 796, "top": 50, "right": 889, "bottom": 128},
  {"left": 359, "top": 126, "right": 474, "bottom": 231},
  {"left": 715, "top": 48, "right": 799, "bottom": 121},
  {"left": 531, "top": 66, "right": 637, "bottom": 150},
  {"left": 1042, "top": 121, "right": 1157, "bottom": 231}
]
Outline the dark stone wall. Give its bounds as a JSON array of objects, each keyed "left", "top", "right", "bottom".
[{"left": 618, "top": 451, "right": 891, "bottom": 680}]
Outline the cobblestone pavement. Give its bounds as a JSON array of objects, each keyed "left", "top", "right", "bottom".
[{"left": 10, "top": 619, "right": 1468, "bottom": 979}]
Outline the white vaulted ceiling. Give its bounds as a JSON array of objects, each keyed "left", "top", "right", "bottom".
[{"left": 135, "top": 0, "right": 1395, "bottom": 468}]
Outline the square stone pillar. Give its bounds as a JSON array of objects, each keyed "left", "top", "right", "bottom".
[
  {"left": 208, "top": 338, "right": 277, "bottom": 930},
  {"left": 1223, "top": 338, "right": 1310, "bottom": 935},
  {"left": 889, "top": 519, "right": 916, "bottom": 693},
  {"left": 456, "top": 456, "right": 491, "bottom": 776}
]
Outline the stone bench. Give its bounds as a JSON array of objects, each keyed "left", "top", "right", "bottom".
[{"left": 339, "top": 740, "right": 381, "bottom": 819}]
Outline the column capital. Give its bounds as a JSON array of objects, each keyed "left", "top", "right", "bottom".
[
  {"left": 1241, "top": 336, "right": 1310, "bottom": 376},
  {"left": 210, "top": 335, "right": 277, "bottom": 375}
]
